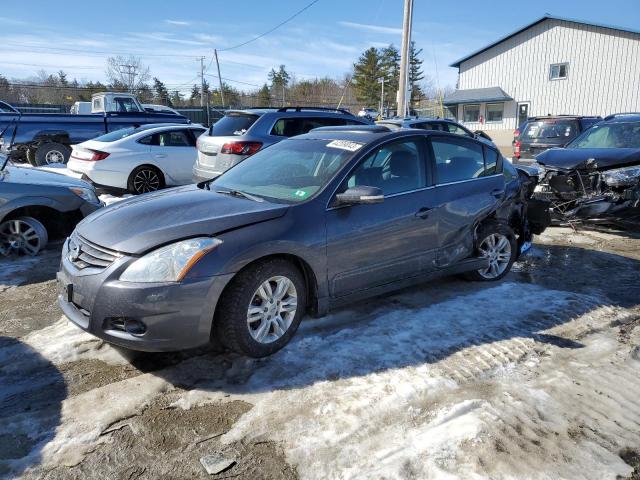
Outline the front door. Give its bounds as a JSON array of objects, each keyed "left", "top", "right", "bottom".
[
  {"left": 326, "top": 137, "right": 439, "bottom": 297},
  {"left": 517, "top": 103, "right": 530, "bottom": 128}
]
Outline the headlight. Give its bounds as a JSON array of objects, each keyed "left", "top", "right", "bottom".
[
  {"left": 119, "top": 237, "right": 222, "bottom": 283},
  {"left": 69, "top": 187, "right": 99, "bottom": 204},
  {"left": 602, "top": 165, "right": 640, "bottom": 187}
]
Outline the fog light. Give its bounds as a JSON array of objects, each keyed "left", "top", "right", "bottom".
[{"left": 124, "top": 319, "right": 147, "bottom": 336}]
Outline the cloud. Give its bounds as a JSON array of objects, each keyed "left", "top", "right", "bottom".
[
  {"left": 165, "top": 20, "right": 191, "bottom": 26},
  {"left": 338, "top": 21, "right": 402, "bottom": 35}
]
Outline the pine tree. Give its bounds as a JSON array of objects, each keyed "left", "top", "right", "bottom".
[
  {"left": 352, "top": 47, "right": 382, "bottom": 107},
  {"left": 268, "top": 65, "right": 290, "bottom": 105},
  {"left": 152, "top": 77, "right": 170, "bottom": 105},
  {"left": 379, "top": 45, "right": 400, "bottom": 108},
  {"left": 256, "top": 83, "right": 271, "bottom": 106},
  {"left": 190, "top": 84, "right": 200, "bottom": 105},
  {"left": 409, "top": 41, "right": 425, "bottom": 105}
]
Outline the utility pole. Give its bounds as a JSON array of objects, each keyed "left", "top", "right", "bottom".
[
  {"left": 198, "top": 56, "right": 206, "bottom": 107},
  {"left": 214, "top": 49, "right": 225, "bottom": 109},
  {"left": 379, "top": 77, "right": 385, "bottom": 118},
  {"left": 397, "top": 0, "right": 413, "bottom": 118},
  {"left": 118, "top": 64, "right": 138, "bottom": 93}
]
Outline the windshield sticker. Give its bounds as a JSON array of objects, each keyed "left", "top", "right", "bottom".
[
  {"left": 293, "top": 190, "right": 308, "bottom": 199},
  {"left": 326, "top": 140, "right": 364, "bottom": 152}
]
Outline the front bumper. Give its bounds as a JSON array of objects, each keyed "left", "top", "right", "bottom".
[{"left": 57, "top": 241, "right": 234, "bottom": 352}]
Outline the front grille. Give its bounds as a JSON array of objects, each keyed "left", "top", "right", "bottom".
[{"left": 68, "top": 233, "right": 120, "bottom": 270}]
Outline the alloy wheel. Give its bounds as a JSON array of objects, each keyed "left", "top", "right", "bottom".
[
  {"left": 0, "top": 219, "right": 45, "bottom": 256},
  {"left": 247, "top": 276, "right": 298, "bottom": 344},
  {"left": 133, "top": 169, "right": 160, "bottom": 193},
  {"left": 477, "top": 233, "right": 512, "bottom": 279},
  {"left": 44, "top": 149, "right": 65, "bottom": 164}
]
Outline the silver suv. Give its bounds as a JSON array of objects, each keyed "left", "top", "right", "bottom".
[{"left": 193, "top": 107, "right": 367, "bottom": 182}]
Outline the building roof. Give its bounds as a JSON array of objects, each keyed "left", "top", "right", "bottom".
[
  {"left": 449, "top": 15, "right": 640, "bottom": 68},
  {"left": 443, "top": 87, "right": 512, "bottom": 105}
]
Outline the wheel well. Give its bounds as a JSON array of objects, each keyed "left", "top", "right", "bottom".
[
  {"left": 215, "top": 253, "right": 320, "bottom": 320},
  {"left": 128, "top": 164, "right": 165, "bottom": 186},
  {"left": 2, "top": 206, "right": 81, "bottom": 240}
]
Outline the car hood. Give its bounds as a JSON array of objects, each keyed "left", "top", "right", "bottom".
[
  {"left": 2, "top": 165, "right": 91, "bottom": 188},
  {"left": 536, "top": 148, "right": 640, "bottom": 170},
  {"left": 76, "top": 185, "right": 289, "bottom": 254}
]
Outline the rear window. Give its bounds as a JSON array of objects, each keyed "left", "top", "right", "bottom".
[
  {"left": 522, "top": 120, "right": 579, "bottom": 140},
  {"left": 95, "top": 127, "right": 139, "bottom": 142},
  {"left": 210, "top": 113, "right": 259, "bottom": 136}
]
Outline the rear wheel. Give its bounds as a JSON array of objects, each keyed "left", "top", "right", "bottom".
[
  {"left": 465, "top": 222, "right": 516, "bottom": 281},
  {"left": 0, "top": 216, "right": 48, "bottom": 256},
  {"left": 34, "top": 142, "right": 71, "bottom": 166},
  {"left": 127, "top": 166, "right": 165, "bottom": 194},
  {"left": 215, "top": 259, "right": 306, "bottom": 357}
]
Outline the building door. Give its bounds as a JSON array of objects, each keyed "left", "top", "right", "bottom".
[{"left": 517, "top": 103, "right": 529, "bottom": 128}]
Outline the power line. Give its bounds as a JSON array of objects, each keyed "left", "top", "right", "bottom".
[
  {"left": 2, "top": 42, "right": 202, "bottom": 58},
  {"left": 217, "top": 0, "right": 320, "bottom": 52}
]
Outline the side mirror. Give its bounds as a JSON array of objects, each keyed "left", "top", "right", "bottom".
[{"left": 335, "top": 186, "right": 384, "bottom": 206}]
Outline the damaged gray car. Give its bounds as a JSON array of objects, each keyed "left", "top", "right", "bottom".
[{"left": 531, "top": 113, "right": 640, "bottom": 225}]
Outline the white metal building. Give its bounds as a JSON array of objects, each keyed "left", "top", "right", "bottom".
[{"left": 444, "top": 15, "right": 640, "bottom": 133}]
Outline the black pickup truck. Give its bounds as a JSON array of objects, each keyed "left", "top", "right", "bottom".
[{"left": 0, "top": 92, "right": 189, "bottom": 166}]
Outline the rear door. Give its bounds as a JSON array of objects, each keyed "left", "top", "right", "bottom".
[
  {"left": 149, "top": 128, "right": 198, "bottom": 184},
  {"left": 429, "top": 135, "right": 505, "bottom": 267},
  {"left": 326, "top": 136, "right": 439, "bottom": 296}
]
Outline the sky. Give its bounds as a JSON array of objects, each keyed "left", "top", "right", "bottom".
[{"left": 1, "top": 0, "right": 638, "bottom": 95}]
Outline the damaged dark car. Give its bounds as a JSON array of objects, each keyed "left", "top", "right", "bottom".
[{"left": 531, "top": 114, "right": 640, "bottom": 225}]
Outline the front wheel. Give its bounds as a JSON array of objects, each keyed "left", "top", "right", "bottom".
[
  {"left": 0, "top": 216, "right": 48, "bottom": 256},
  {"left": 215, "top": 259, "right": 306, "bottom": 357},
  {"left": 465, "top": 222, "right": 517, "bottom": 281}
]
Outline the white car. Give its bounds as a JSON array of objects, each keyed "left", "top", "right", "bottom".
[{"left": 67, "top": 124, "right": 207, "bottom": 194}]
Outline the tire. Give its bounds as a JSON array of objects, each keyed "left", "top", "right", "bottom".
[
  {"left": 127, "top": 165, "right": 165, "bottom": 194},
  {"left": 465, "top": 221, "right": 517, "bottom": 282},
  {"left": 25, "top": 148, "right": 36, "bottom": 166},
  {"left": 34, "top": 143, "right": 71, "bottom": 166},
  {"left": 215, "top": 258, "right": 307, "bottom": 358},
  {"left": 0, "top": 216, "right": 48, "bottom": 256}
]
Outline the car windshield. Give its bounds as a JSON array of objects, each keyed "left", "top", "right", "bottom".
[
  {"left": 210, "top": 113, "right": 259, "bottom": 136},
  {"left": 569, "top": 122, "right": 640, "bottom": 149},
  {"left": 522, "top": 120, "right": 578, "bottom": 139},
  {"left": 211, "top": 139, "right": 360, "bottom": 203},
  {"left": 94, "top": 127, "right": 142, "bottom": 142}
]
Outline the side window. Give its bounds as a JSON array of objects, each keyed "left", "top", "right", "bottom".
[
  {"left": 271, "top": 118, "right": 303, "bottom": 137},
  {"left": 157, "top": 130, "right": 191, "bottom": 147},
  {"left": 431, "top": 137, "right": 485, "bottom": 184},
  {"left": 138, "top": 134, "right": 155, "bottom": 145},
  {"left": 413, "top": 122, "right": 439, "bottom": 131},
  {"left": 483, "top": 146, "right": 500, "bottom": 176},
  {"left": 345, "top": 138, "right": 426, "bottom": 196},
  {"left": 300, "top": 117, "right": 346, "bottom": 134},
  {"left": 114, "top": 97, "right": 140, "bottom": 113},
  {"left": 444, "top": 123, "right": 472, "bottom": 137}
]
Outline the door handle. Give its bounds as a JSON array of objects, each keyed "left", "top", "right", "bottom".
[
  {"left": 154, "top": 154, "right": 167, "bottom": 159},
  {"left": 415, "top": 207, "right": 432, "bottom": 219},
  {"left": 490, "top": 189, "right": 504, "bottom": 198}
]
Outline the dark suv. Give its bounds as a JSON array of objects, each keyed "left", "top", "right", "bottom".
[
  {"left": 58, "top": 125, "right": 549, "bottom": 357},
  {"left": 193, "top": 107, "right": 368, "bottom": 181},
  {"left": 513, "top": 115, "right": 602, "bottom": 164}
]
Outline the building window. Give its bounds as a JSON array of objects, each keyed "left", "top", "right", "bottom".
[
  {"left": 486, "top": 103, "right": 504, "bottom": 122},
  {"left": 463, "top": 104, "right": 480, "bottom": 122},
  {"left": 550, "top": 63, "right": 568, "bottom": 80}
]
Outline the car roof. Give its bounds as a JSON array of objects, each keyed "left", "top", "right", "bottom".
[
  {"left": 603, "top": 113, "right": 640, "bottom": 122},
  {"left": 296, "top": 124, "right": 472, "bottom": 144},
  {"left": 132, "top": 123, "right": 204, "bottom": 132},
  {"left": 528, "top": 115, "right": 601, "bottom": 121},
  {"left": 226, "top": 107, "right": 356, "bottom": 118},
  {"left": 379, "top": 117, "right": 458, "bottom": 125}
]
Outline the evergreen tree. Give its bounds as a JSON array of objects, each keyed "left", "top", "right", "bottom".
[
  {"left": 409, "top": 41, "right": 425, "bottom": 105},
  {"left": 189, "top": 84, "right": 200, "bottom": 105},
  {"left": 268, "top": 65, "right": 290, "bottom": 105},
  {"left": 352, "top": 47, "right": 381, "bottom": 106},
  {"left": 379, "top": 45, "right": 400, "bottom": 108},
  {"left": 256, "top": 83, "right": 271, "bottom": 106},
  {"left": 137, "top": 84, "right": 154, "bottom": 103},
  {"left": 152, "top": 77, "right": 171, "bottom": 105}
]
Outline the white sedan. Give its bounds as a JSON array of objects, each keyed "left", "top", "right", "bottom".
[{"left": 67, "top": 124, "right": 207, "bottom": 194}]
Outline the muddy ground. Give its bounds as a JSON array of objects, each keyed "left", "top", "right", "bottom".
[{"left": 1, "top": 226, "right": 639, "bottom": 479}]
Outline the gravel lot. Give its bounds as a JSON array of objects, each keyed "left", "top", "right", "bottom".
[{"left": 1, "top": 226, "right": 639, "bottom": 479}]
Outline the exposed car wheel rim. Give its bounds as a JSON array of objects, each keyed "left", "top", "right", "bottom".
[
  {"left": 477, "top": 233, "right": 511, "bottom": 279},
  {"left": 133, "top": 169, "right": 160, "bottom": 193},
  {"left": 44, "top": 149, "right": 65, "bottom": 164},
  {"left": 0, "top": 219, "right": 45, "bottom": 256},
  {"left": 247, "top": 276, "right": 298, "bottom": 344}
]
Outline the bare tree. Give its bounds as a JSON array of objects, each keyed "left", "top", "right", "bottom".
[{"left": 105, "top": 56, "right": 151, "bottom": 93}]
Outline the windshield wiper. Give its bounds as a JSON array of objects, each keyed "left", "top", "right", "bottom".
[{"left": 215, "top": 188, "right": 264, "bottom": 202}]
